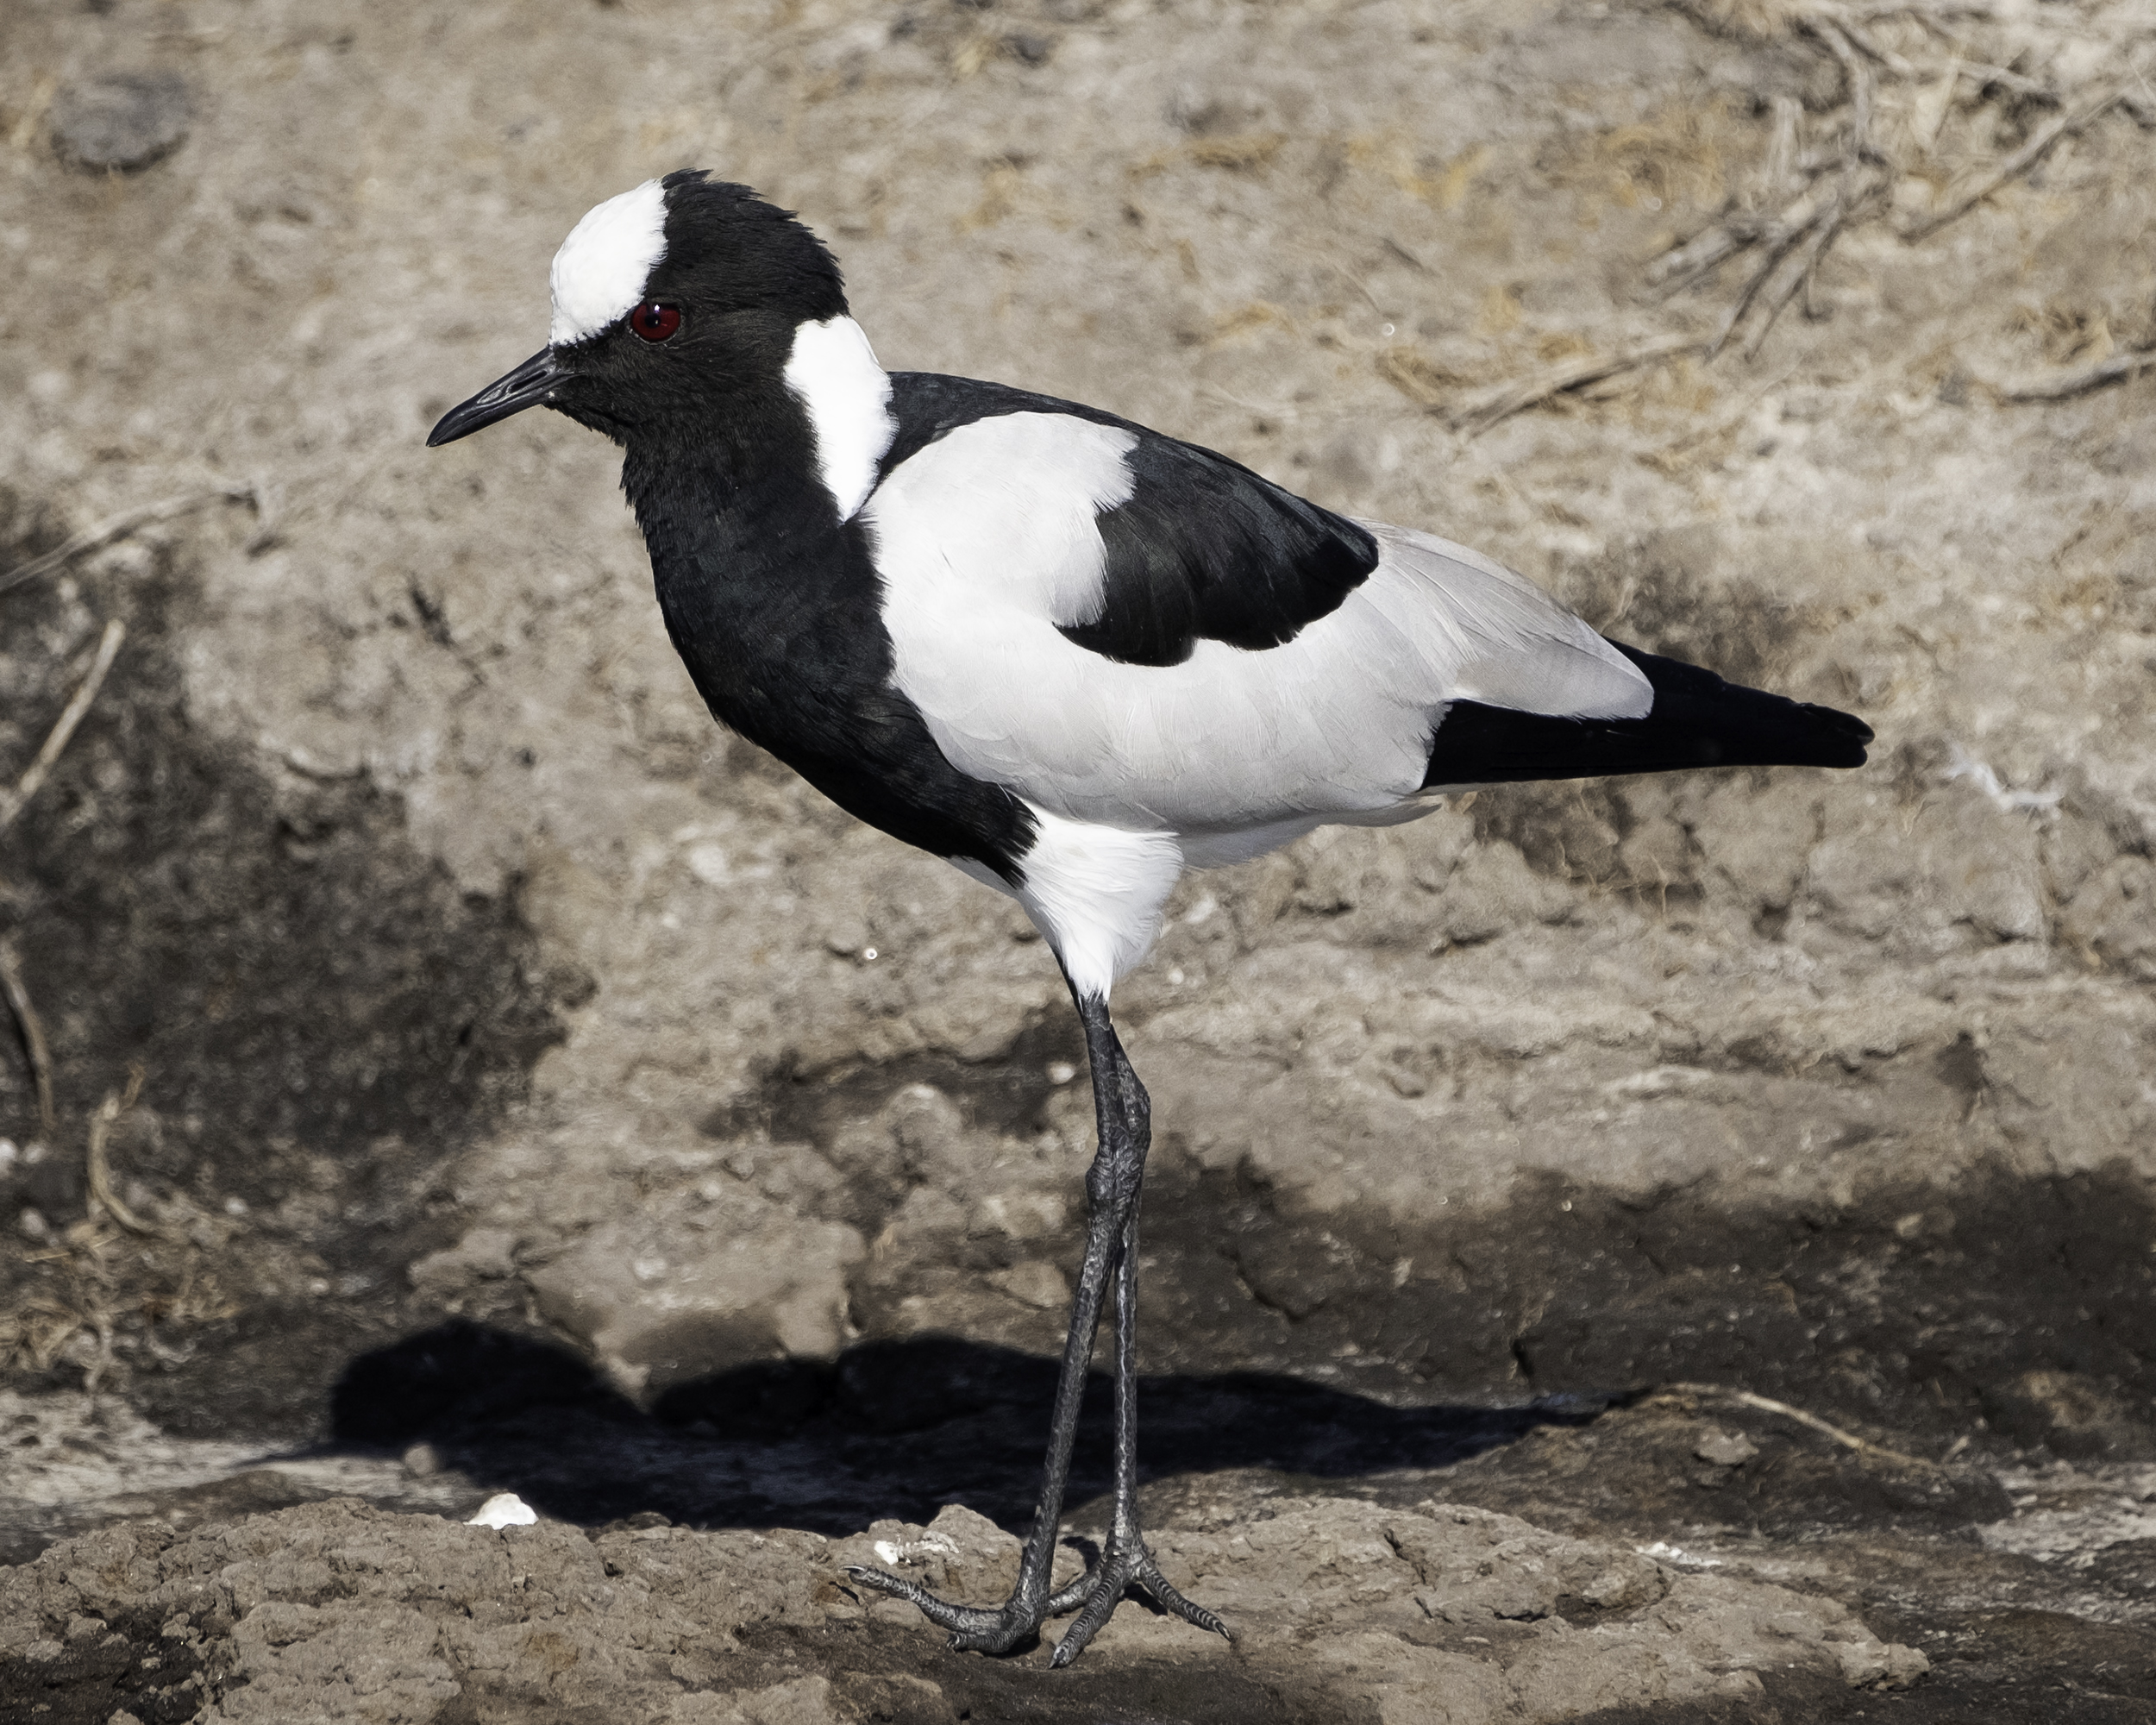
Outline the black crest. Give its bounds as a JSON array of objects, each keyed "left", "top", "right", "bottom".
[{"left": 643, "top": 171, "right": 849, "bottom": 323}]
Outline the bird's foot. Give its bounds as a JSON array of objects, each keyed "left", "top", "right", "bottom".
[
  {"left": 843, "top": 1565, "right": 1054, "bottom": 1655},
  {"left": 1039, "top": 1535, "right": 1230, "bottom": 1668},
  {"left": 845, "top": 1537, "right": 1226, "bottom": 1665}
]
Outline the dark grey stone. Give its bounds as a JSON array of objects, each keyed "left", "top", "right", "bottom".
[{"left": 50, "top": 72, "right": 191, "bottom": 172}]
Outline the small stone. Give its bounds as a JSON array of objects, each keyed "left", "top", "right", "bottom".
[
  {"left": 51, "top": 73, "right": 191, "bottom": 172},
  {"left": 406, "top": 1226, "right": 518, "bottom": 1301},
  {"left": 967, "top": 1188, "right": 1068, "bottom": 1240},
  {"left": 1838, "top": 1637, "right": 1932, "bottom": 1689},
  {"left": 985, "top": 1259, "right": 1071, "bottom": 1310},
  {"left": 1695, "top": 1428, "right": 1759, "bottom": 1468},
  {"left": 401, "top": 1441, "right": 443, "bottom": 1477}
]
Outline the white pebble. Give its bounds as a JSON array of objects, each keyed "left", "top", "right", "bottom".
[{"left": 467, "top": 1493, "right": 537, "bottom": 1529}]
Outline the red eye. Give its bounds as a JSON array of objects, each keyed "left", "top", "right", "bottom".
[{"left": 629, "top": 301, "right": 681, "bottom": 342}]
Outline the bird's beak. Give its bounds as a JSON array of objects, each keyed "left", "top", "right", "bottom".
[{"left": 426, "top": 348, "right": 563, "bottom": 447}]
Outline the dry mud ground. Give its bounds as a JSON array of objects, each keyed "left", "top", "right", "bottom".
[{"left": 4, "top": 0, "right": 2156, "bottom": 1718}]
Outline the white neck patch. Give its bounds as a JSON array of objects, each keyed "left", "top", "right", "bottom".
[
  {"left": 549, "top": 179, "right": 669, "bottom": 347},
  {"left": 782, "top": 316, "right": 895, "bottom": 522}
]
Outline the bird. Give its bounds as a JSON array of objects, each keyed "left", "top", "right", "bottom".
[{"left": 428, "top": 170, "right": 1872, "bottom": 1665}]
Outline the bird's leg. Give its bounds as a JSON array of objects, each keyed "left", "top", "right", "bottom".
[
  {"left": 845, "top": 988, "right": 1144, "bottom": 1655},
  {"left": 1039, "top": 1029, "right": 1228, "bottom": 1666}
]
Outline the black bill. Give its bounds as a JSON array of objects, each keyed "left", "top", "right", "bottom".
[{"left": 427, "top": 348, "right": 562, "bottom": 447}]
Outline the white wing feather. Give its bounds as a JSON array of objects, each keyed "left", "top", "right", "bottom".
[{"left": 868, "top": 419, "right": 1650, "bottom": 837}]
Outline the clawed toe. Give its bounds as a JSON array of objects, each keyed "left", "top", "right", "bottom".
[
  {"left": 846, "top": 1544, "right": 1226, "bottom": 1665},
  {"left": 843, "top": 1565, "right": 1046, "bottom": 1654},
  {"left": 1047, "top": 1540, "right": 1231, "bottom": 1668}
]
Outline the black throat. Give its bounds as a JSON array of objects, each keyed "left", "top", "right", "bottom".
[{"left": 617, "top": 399, "right": 1036, "bottom": 883}]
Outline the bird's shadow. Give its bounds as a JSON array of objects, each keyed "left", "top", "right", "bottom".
[{"left": 324, "top": 1320, "right": 1589, "bottom": 1534}]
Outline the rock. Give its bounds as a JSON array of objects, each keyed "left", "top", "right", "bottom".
[
  {"left": 50, "top": 73, "right": 191, "bottom": 172},
  {"left": 983, "top": 1259, "right": 1071, "bottom": 1309},
  {"left": 1382, "top": 1502, "right": 1669, "bottom": 1624},
  {"left": 967, "top": 1188, "right": 1069, "bottom": 1241},
  {"left": 1695, "top": 1427, "right": 1760, "bottom": 1467},
  {"left": 1837, "top": 1636, "right": 1934, "bottom": 1690},
  {"left": 405, "top": 1226, "right": 519, "bottom": 1302},
  {"left": 829, "top": 1502, "right": 1061, "bottom": 1611},
  {"left": 524, "top": 1204, "right": 866, "bottom": 1396}
]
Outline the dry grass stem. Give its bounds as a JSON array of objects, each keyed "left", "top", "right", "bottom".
[
  {"left": 86, "top": 1069, "right": 157, "bottom": 1237},
  {"left": 1996, "top": 348, "right": 2156, "bottom": 402},
  {"left": 5, "top": 73, "right": 59, "bottom": 153},
  {"left": 1452, "top": 335, "right": 1707, "bottom": 435},
  {"left": 0, "top": 938, "right": 56, "bottom": 1142},
  {"left": 1646, "top": 179, "right": 1836, "bottom": 297},
  {"left": 0, "top": 482, "right": 255, "bottom": 599},
  {"left": 1951, "top": 61, "right": 2059, "bottom": 102},
  {"left": 1374, "top": 346, "right": 1471, "bottom": 409},
  {"left": 1659, "top": 1382, "right": 1946, "bottom": 1471},
  {"left": 1802, "top": 16, "right": 1873, "bottom": 158},
  {"left": 1902, "top": 85, "right": 2128, "bottom": 240},
  {"left": 1643, "top": 10, "right": 2137, "bottom": 370},
  {"left": 1802, "top": 6, "right": 1909, "bottom": 83},
  {"left": 0, "top": 617, "right": 127, "bottom": 838}
]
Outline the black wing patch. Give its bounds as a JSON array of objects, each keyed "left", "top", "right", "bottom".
[
  {"left": 1072, "top": 436, "right": 1377, "bottom": 666},
  {"left": 882, "top": 373, "right": 1378, "bottom": 668},
  {"left": 1421, "top": 643, "right": 1873, "bottom": 787}
]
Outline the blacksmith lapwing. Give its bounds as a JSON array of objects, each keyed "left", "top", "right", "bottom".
[{"left": 429, "top": 171, "right": 1871, "bottom": 1665}]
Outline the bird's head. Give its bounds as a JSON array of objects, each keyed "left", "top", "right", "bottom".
[{"left": 427, "top": 171, "right": 849, "bottom": 449}]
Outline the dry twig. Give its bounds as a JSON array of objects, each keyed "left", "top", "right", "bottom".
[
  {"left": 1994, "top": 348, "right": 2156, "bottom": 402},
  {"left": 0, "top": 938, "right": 55, "bottom": 1143},
  {"left": 1697, "top": 13, "right": 1884, "bottom": 358},
  {"left": 1645, "top": 180, "right": 1837, "bottom": 297},
  {"left": 1451, "top": 335, "right": 1706, "bottom": 436},
  {"left": 1805, "top": 4, "right": 1915, "bottom": 80},
  {"left": 1902, "top": 85, "right": 2127, "bottom": 240},
  {"left": 1659, "top": 1381, "right": 1946, "bottom": 1471},
  {"left": 1950, "top": 61, "right": 2059, "bottom": 102},
  {"left": 86, "top": 1068, "right": 156, "bottom": 1237},
  {"left": 0, "top": 618, "right": 127, "bottom": 838},
  {"left": 0, "top": 483, "right": 254, "bottom": 599},
  {"left": 1647, "top": 16, "right": 1886, "bottom": 360}
]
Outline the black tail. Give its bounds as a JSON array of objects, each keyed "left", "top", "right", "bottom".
[{"left": 1422, "top": 641, "right": 1871, "bottom": 788}]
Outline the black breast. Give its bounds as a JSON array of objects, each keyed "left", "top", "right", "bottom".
[{"left": 624, "top": 434, "right": 1037, "bottom": 883}]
